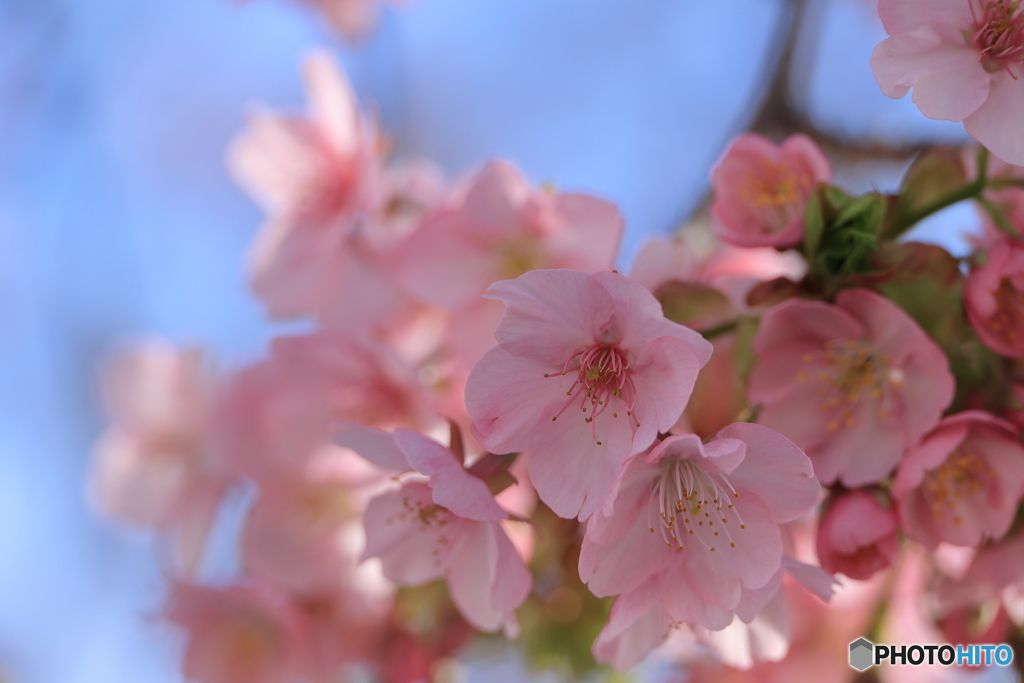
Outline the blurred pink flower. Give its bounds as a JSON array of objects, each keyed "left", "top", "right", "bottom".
[
  {"left": 242, "top": 447, "right": 394, "bottom": 604},
  {"left": 465, "top": 269, "right": 712, "bottom": 520},
  {"left": 937, "top": 531, "right": 1024, "bottom": 635},
  {"left": 710, "top": 133, "right": 831, "bottom": 248},
  {"left": 229, "top": 50, "right": 441, "bottom": 329},
  {"left": 871, "top": 0, "right": 1024, "bottom": 165},
  {"left": 165, "top": 582, "right": 319, "bottom": 683},
  {"left": 965, "top": 236, "right": 1024, "bottom": 357},
  {"left": 894, "top": 410, "right": 1024, "bottom": 548},
  {"left": 593, "top": 555, "right": 833, "bottom": 671},
  {"left": 580, "top": 424, "right": 820, "bottom": 642},
  {"left": 815, "top": 489, "right": 899, "bottom": 580},
  {"left": 229, "top": 50, "right": 380, "bottom": 317},
  {"left": 395, "top": 160, "right": 623, "bottom": 368},
  {"left": 221, "top": 331, "right": 440, "bottom": 481},
  {"left": 90, "top": 342, "right": 229, "bottom": 573},
  {"left": 340, "top": 427, "right": 532, "bottom": 636},
  {"left": 749, "top": 288, "right": 954, "bottom": 487}
]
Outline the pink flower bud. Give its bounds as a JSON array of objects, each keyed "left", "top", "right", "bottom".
[{"left": 816, "top": 490, "right": 899, "bottom": 580}]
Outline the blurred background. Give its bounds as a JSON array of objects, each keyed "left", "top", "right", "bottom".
[{"left": 0, "top": 0, "right": 982, "bottom": 681}]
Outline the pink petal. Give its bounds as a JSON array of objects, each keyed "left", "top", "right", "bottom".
[
  {"left": 332, "top": 424, "right": 411, "bottom": 472},
  {"left": 459, "top": 160, "right": 532, "bottom": 240},
  {"left": 393, "top": 429, "right": 507, "bottom": 521},
  {"left": 579, "top": 467, "right": 676, "bottom": 597},
  {"left": 527, "top": 394, "right": 635, "bottom": 520},
  {"left": 878, "top": 0, "right": 973, "bottom": 35},
  {"left": 593, "top": 271, "right": 712, "bottom": 366},
  {"left": 485, "top": 269, "right": 615, "bottom": 365},
  {"left": 542, "top": 193, "right": 624, "bottom": 272},
  {"left": 360, "top": 484, "right": 452, "bottom": 584},
  {"left": 303, "top": 50, "right": 360, "bottom": 156},
  {"left": 393, "top": 214, "right": 498, "bottom": 308},
  {"left": 781, "top": 133, "right": 833, "bottom": 184},
  {"left": 466, "top": 345, "right": 574, "bottom": 455},
  {"left": 228, "top": 114, "right": 324, "bottom": 213},
  {"left": 783, "top": 557, "right": 838, "bottom": 602},
  {"left": 628, "top": 336, "right": 704, "bottom": 450},
  {"left": 592, "top": 573, "right": 675, "bottom": 670},
  {"left": 446, "top": 520, "right": 507, "bottom": 633},
  {"left": 965, "top": 72, "right": 1024, "bottom": 167},
  {"left": 870, "top": 23, "right": 990, "bottom": 122},
  {"left": 661, "top": 571, "right": 734, "bottom": 630},
  {"left": 715, "top": 423, "right": 819, "bottom": 524}
]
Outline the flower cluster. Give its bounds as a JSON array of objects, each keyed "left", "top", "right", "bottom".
[{"left": 89, "top": 2, "right": 1024, "bottom": 680}]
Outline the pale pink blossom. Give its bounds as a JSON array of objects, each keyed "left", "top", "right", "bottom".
[
  {"left": 894, "top": 410, "right": 1024, "bottom": 548},
  {"left": 90, "top": 342, "right": 228, "bottom": 572},
  {"left": 338, "top": 427, "right": 532, "bottom": 636},
  {"left": 221, "top": 331, "right": 439, "bottom": 481},
  {"left": 580, "top": 424, "right": 820, "bottom": 655},
  {"left": 395, "top": 161, "right": 623, "bottom": 368},
  {"left": 936, "top": 531, "right": 1024, "bottom": 635},
  {"left": 465, "top": 269, "right": 712, "bottom": 520},
  {"left": 165, "top": 582, "right": 319, "bottom": 683},
  {"left": 871, "top": 0, "right": 1024, "bottom": 165},
  {"left": 815, "top": 489, "right": 899, "bottom": 580},
  {"left": 710, "top": 133, "right": 831, "bottom": 248},
  {"left": 230, "top": 50, "right": 439, "bottom": 330},
  {"left": 593, "top": 555, "right": 833, "bottom": 672},
  {"left": 229, "top": 50, "right": 380, "bottom": 318},
  {"left": 242, "top": 447, "right": 394, "bottom": 602},
  {"left": 748, "top": 288, "right": 955, "bottom": 487},
  {"left": 965, "top": 236, "right": 1024, "bottom": 357}
]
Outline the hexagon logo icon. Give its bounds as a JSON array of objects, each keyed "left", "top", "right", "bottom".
[{"left": 849, "top": 637, "right": 874, "bottom": 671}]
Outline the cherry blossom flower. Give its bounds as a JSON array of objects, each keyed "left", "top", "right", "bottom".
[
  {"left": 90, "top": 342, "right": 229, "bottom": 573},
  {"left": 871, "top": 0, "right": 1024, "bottom": 165},
  {"left": 465, "top": 269, "right": 712, "bottom": 520},
  {"left": 580, "top": 424, "right": 820, "bottom": 653},
  {"left": 242, "top": 447, "right": 393, "bottom": 602},
  {"left": 395, "top": 161, "right": 623, "bottom": 368},
  {"left": 815, "top": 489, "right": 899, "bottom": 580},
  {"left": 710, "top": 133, "right": 831, "bottom": 248},
  {"left": 336, "top": 426, "right": 532, "bottom": 636},
  {"left": 936, "top": 531, "right": 1024, "bottom": 634},
  {"left": 965, "top": 236, "right": 1024, "bottom": 357},
  {"left": 593, "top": 554, "right": 833, "bottom": 671},
  {"left": 894, "top": 410, "right": 1024, "bottom": 549},
  {"left": 229, "top": 50, "right": 381, "bottom": 318},
  {"left": 748, "top": 288, "right": 955, "bottom": 487},
  {"left": 220, "top": 331, "right": 439, "bottom": 481},
  {"left": 165, "top": 582, "right": 320, "bottom": 683}
]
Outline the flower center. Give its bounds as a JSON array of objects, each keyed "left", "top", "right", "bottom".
[
  {"left": 739, "top": 160, "right": 810, "bottom": 233},
  {"left": 497, "top": 237, "right": 547, "bottom": 280},
  {"left": 798, "top": 340, "right": 896, "bottom": 430},
  {"left": 647, "top": 457, "right": 745, "bottom": 552},
  {"left": 970, "top": 0, "right": 1024, "bottom": 76},
  {"left": 924, "top": 447, "right": 996, "bottom": 525},
  {"left": 992, "top": 277, "right": 1024, "bottom": 342},
  {"left": 545, "top": 344, "right": 639, "bottom": 445},
  {"left": 384, "top": 488, "right": 455, "bottom": 568}
]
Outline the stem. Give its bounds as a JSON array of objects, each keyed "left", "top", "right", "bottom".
[
  {"left": 701, "top": 319, "right": 740, "bottom": 340},
  {"left": 888, "top": 147, "right": 991, "bottom": 239}
]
